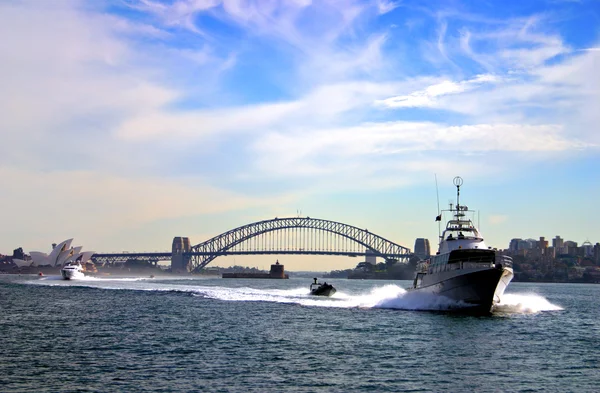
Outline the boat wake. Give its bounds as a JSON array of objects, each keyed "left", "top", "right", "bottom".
[
  {"left": 188, "top": 285, "right": 563, "bottom": 314},
  {"left": 370, "top": 287, "right": 563, "bottom": 314},
  {"left": 35, "top": 275, "right": 153, "bottom": 282},
  {"left": 28, "top": 279, "right": 562, "bottom": 314}
]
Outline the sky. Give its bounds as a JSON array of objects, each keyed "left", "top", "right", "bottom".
[{"left": 1, "top": 0, "right": 599, "bottom": 271}]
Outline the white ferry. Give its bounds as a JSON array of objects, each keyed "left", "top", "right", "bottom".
[{"left": 60, "top": 262, "right": 86, "bottom": 280}]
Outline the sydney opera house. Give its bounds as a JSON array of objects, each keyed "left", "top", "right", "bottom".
[{"left": 12, "top": 239, "right": 95, "bottom": 268}]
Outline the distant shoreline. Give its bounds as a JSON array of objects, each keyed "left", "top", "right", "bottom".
[{"left": 1, "top": 268, "right": 597, "bottom": 284}]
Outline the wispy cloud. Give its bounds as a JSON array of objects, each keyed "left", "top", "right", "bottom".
[
  {"left": 376, "top": 0, "right": 400, "bottom": 14},
  {"left": 375, "top": 74, "right": 500, "bottom": 108}
]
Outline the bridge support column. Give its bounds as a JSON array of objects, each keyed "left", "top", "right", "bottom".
[{"left": 172, "top": 237, "right": 191, "bottom": 273}]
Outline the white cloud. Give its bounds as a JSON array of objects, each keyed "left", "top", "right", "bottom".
[
  {"left": 115, "top": 101, "right": 302, "bottom": 140},
  {"left": 115, "top": 80, "right": 404, "bottom": 140},
  {"left": 254, "top": 121, "right": 586, "bottom": 161},
  {"left": 135, "top": 0, "right": 220, "bottom": 33},
  {"left": 436, "top": 20, "right": 450, "bottom": 63},
  {"left": 376, "top": 0, "right": 400, "bottom": 14},
  {"left": 249, "top": 121, "right": 588, "bottom": 191},
  {"left": 500, "top": 44, "right": 568, "bottom": 68},
  {"left": 0, "top": 0, "right": 238, "bottom": 168},
  {"left": 375, "top": 74, "right": 500, "bottom": 108},
  {"left": 133, "top": 0, "right": 390, "bottom": 84}
]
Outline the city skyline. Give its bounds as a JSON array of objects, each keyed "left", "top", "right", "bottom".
[{"left": 1, "top": 1, "right": 599, "bottom": 271}]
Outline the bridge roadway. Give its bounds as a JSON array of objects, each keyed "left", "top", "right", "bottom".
[{"left": 90, "top": 217, "right": 413, "bottom": 272}]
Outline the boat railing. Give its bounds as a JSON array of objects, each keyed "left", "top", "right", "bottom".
[
  {"left": 417, "top": 260, "right": 430, "bottom": 273},
  {"left": 426, "top": 254, "right": 511, "bottom": 274},
  {"left": 495, "top": 255, "right": 513, "bottom": 267}
]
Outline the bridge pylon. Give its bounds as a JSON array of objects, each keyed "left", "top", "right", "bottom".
[{"left": 171, "top": 237, "right": 191, "bottom": 272}]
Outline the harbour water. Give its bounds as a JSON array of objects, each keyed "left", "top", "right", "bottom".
[{"left": 1, "top": 274, "right": 598, "bottom": 392}]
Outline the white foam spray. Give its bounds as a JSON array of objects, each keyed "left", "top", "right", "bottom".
[{"left": 494, "top": 293, "right": 563, "bottom": 314}]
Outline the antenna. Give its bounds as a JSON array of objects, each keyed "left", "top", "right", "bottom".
[
  {"left": 435, "top": 174, "right": 441, "bottom": 243},
  {"left": 453, "top": 176, "right": 463, "bottom": 223},
  {"left": 453, "top": 176, "right": 463, "bottom": 210}
]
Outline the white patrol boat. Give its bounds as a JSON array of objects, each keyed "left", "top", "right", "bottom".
[{"left": 409, "top": 177, "right": 513, "bottom": 313}]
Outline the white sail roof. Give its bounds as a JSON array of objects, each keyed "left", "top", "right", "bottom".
[{"left": 23, "top": 239, "right": 94, "bottom": 268}]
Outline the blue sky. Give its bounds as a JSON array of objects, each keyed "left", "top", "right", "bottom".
[{"left": 1, "top": 0, "right": 599, "bottom": 270}]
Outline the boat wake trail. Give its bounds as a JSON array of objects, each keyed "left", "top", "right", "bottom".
[
  {"left": 37, "top": 276, "right": 148, "bottom": 282},
  {"left": 28, "top": 278, "right": 562, "bottom": 314},
  {"left": 192, "top": 284, "right": 472, "bottom": 311}
]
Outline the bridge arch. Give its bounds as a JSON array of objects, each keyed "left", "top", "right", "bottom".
[{"left": 186, "top": 217, "right": 411, "bottom": 272}]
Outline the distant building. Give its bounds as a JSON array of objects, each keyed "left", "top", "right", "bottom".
[
  {"left": 537, "top": 237, "right": 549, "bottom": 256},
  {"left": 581, "top": 241, "right": 594, "bottom": 257},
  {"left": 553, "top": 236, "right": 564, "bottom": 254},
  {"left": 509, "top": 238, "right": 522, "bottom": 252},
  {"left": 414, "top": 238, "right": 431, "bottom": 260},
  {"left": 509, "top": 238, "right": 536, "bottom": 252},
  {"left": 12, "top": 247, "right": 25, "bottom": 260},
  {"left": 564, "top": 241, "right": 578, "bottom": 256}
]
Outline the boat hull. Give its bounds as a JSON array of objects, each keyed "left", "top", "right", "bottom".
[
  {"left": 410, "top": 266, "right": 513, "bottom": 313},
  {"left": 310, "top": 286, "right": 336, "bottom": 297}
]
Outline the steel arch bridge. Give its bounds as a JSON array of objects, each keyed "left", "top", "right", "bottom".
[{"left": 186, "top": 217, "right": 411, "bottom": 272}]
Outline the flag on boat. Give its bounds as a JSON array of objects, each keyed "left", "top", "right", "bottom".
[{"left": 435, "top": 214, "right": 442, "bottom": 221}]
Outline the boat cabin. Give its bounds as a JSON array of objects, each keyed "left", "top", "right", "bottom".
[{"left": 437, "top": 208, "right": 488, "bottom": 255}]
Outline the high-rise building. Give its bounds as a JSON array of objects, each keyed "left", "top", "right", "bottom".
[
  {"left": 564, "top": 240, "right": 578, "bottom": 256},
  {"left": 414, "top": 238, "right": 431, "bottom": 260},
  {"left": 552, "top": 236, "right": 564, "bottom": 253},
  {"left": 509, "top": 238, "right": 522, "bottom": 251}
]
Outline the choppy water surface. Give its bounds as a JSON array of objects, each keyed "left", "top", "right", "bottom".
[{"left": 1, "top": 275, "right": 598, "bottom": 392}]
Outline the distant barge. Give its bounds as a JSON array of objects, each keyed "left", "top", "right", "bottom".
[{"left": 222, "top": 260, "right": 289, "bottom": 279}]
